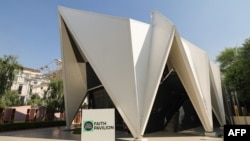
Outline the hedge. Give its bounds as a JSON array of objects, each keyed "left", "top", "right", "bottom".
[{"left": 0, "top": 121, "right": 66, "bottom": 132}]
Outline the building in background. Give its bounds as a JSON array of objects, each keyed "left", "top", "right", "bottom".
[
  {"left": 11, "top": 67, "right": 49, "bottom": 104},
  {"left": 10, "top": 59, "right": 62, "bottom": 104}
]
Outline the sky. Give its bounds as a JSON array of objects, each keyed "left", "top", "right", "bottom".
[{"left": 1, "top": 0, "right": 250, "bottom": 70}]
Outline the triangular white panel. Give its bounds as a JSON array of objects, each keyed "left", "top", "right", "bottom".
[
  {"left": 129, "top": 19, "right": 152, "bottom": 135},
  {"left": 141, "top": 11, "right": 175, "bottom": 134},
  {"left": 182, "top": 38, "right": 213, "bottom": 128},
  {"left": 210, "top": 61, "right": 226, "bottom": 126},
  {"left": 168, "top": 31, "right": 213, "bottom": 132},
  {"left": 59, "top": 16, "right": 88, "bottom": 127}
]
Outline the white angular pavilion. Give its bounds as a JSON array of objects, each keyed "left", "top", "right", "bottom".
[{"left": 58, "top": 6, "right": 225, "bottom": 140}]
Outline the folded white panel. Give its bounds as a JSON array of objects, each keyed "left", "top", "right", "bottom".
[
  {"left": 59, "top": 15, "right": 88, "bottom": 127},
  {"left": 182, "top": 38, "right": 213, "bottom": 128},
  {"left": 210, "top": 61, "right": 226, "bottom": 126},
  {"left": 58, "top": 6, "right": 225, "bottom": 138},
  {"left": 130, "top": 19, "right": 152, "bottom": 135},
  {"left": 140, "top": 11, "right": 175, "bottom": 134},
  {"left": 59, "top": 6, "right": 141, "bottom": 138},
  {"left": 168, "top": 32, "right": 213, "bottom": 132}
]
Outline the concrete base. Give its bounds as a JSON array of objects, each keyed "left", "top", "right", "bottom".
[
  {"left": 62, "top": 126, "right": 76, "bottom": 131},
  {"left": 134, "top": 138, "right": 148, "bottom": 141},
  {"left": 62, "top": 126, "right": 71, "bottom": 130},
  {"left": 205, "top": 131, "right": 218, "bottom": 137}
]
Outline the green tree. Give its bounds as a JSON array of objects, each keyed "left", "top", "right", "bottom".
[
  {"left": 0, "top": 55, "right": 23, "bottom": 107},
  {"left": 235, "top": 38, "right": 250, "bottom": 106},
  {"left": 0, "top": 90, "right": 22, "bottom": 107},
  {"left": 44, "top": 78, "right": 64, "bottom": 114},
  {"left": 216, "top": 37, "right": 250, "bottom": 112},
  {"left": 27, "top": 93, "right": 43, "bottom": 107},
  {"left": 0, "top": 55, "right": 23, "bottom": 96},
  {"left": 216, "top": 48, "right": 237, "bottom": 72}
]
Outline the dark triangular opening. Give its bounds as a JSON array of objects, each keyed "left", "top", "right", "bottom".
[
  {"left": 86, "top": 62, "right": 102, "bottom": 89},
  {"left": 145, "top": 66, "right": 202, "bottom": 134}
]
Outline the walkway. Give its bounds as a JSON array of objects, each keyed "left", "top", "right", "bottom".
[{"left": 0, "top": 126, "right": 223, "bottom": 141}]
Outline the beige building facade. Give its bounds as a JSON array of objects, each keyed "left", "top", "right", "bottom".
[{"left": 11, "top": 67, "right": 50, "bottom": 104}]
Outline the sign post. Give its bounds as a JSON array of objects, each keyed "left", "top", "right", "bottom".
[{"left": 81, "top": 109, "right": 115, "bottom": 141}]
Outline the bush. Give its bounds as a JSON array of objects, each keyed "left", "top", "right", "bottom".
[{"left": 0, "top": 121, "right": 66, "bottom": 132}]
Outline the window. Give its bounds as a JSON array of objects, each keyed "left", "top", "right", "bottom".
[{"left": 18, "top": 85, "right": 23, "bottom": 94}]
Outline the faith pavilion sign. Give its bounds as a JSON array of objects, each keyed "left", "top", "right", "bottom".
[{"left": 81, "top": 109, "right": 115, "bottom": 141}]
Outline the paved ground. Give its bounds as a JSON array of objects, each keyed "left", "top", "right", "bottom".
[{"left": 0, "top": 126, "right": 223, "bottom": 141}]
